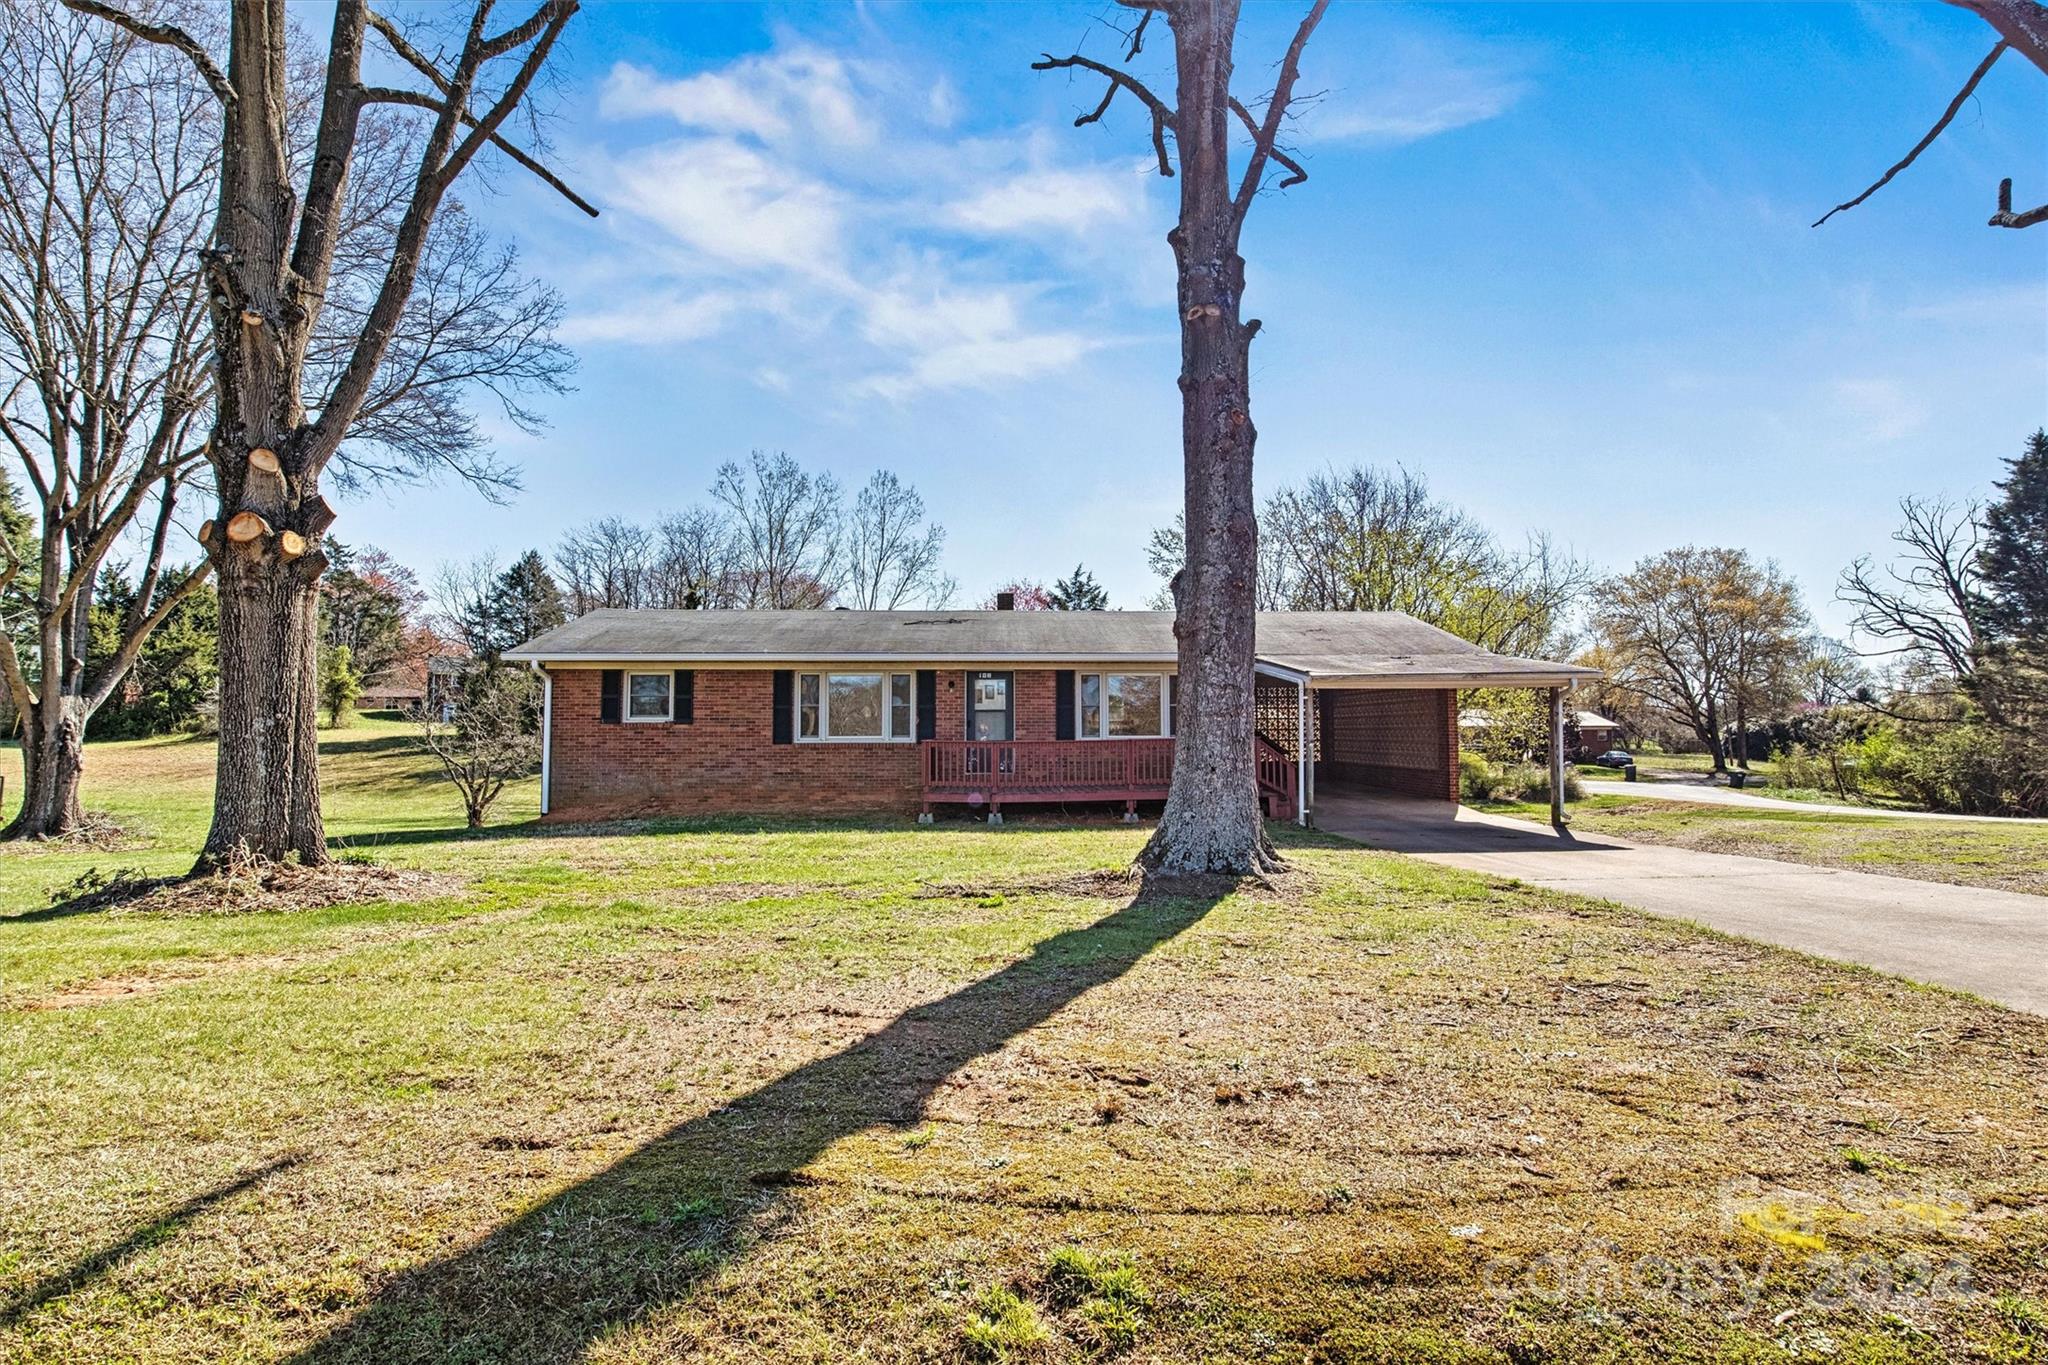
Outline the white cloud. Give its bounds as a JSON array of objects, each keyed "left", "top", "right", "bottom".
[
  {"left": 560, "top": 290, "right": 746, "bottom": 345},
  {"left": 582, "top": 40, "right": 1161, "bottom": 402},
  {"left": 944, "top": 167, "right": 1145, "bottom": 237},
  {"left": 856, "top": 332, "right": 1094, "bottom": 403},
  {"left": 1312, "top": 35, "right": 1528, "bottom": 144},
  {"left": 848, "top": 277, "right": 1097, "bottom": 401},
  {"left": 610, "top": 138, "right": 846, "bottom": 277},
  {"left": 1898, "top": 283, "right": 2048, "bottom": 324},
  {"left": 600, "top": 50, "right": 875, "bottom": 147}
]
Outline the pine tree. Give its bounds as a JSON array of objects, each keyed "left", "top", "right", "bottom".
[
  {"left": 480, "top": 551, "right": 568, "bottom": 661},
  {"left": 1048, "top": 564, "right": 1109, "bottom": 611},
  {"left": 320, "top": 644, "right": 363, "bottom": 727},
  {"left": 0, "top": 467, "right": 34, "bottom": 679},
  {"left": 1981, "top": 429, "right": 2048, "bottom": 639}
]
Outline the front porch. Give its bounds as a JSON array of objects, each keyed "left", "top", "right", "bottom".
[{"left": 920, "top": 735, "right": 1298, "bottom": 820}]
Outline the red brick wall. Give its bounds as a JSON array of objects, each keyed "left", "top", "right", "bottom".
[
  {"left": 1316, "top": 688, "right": 1459, "bottom": 801},
  {"left": 545, "top": 666, "right": 1071, "bottom": 818}
]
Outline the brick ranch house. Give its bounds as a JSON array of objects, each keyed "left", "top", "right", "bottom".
[{"left": 505, "top": 608, "right": 1597, "bottom": 824}]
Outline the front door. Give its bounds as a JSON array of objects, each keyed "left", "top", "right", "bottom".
[{"left": 968, "top": 671, "right": 1013, "bottom": 741}]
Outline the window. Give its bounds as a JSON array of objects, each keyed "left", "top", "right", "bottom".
[
  {"left": 891, "top": 673, "right": 913, "bottom": 739},
  {"left": 797, "top": 671, "right": 916, "bottom": 741},
  {"left": 1075, "top": 673, "right": 1171, "bottom": 739},
  {"left": 799, "top": 673, "right": 820, "bottom": 738},
  {"left": 626, "top": 671, "right": 672, "bottom": 722}
]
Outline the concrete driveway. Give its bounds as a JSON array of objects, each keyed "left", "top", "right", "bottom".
[
  {"left": 1312, "top": 789, "right": 2048, "bottom": 1016},
  {"left": 1581, "top": 778, "right": 2048, "bottom": 823}
]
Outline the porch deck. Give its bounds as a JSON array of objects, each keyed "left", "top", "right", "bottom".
[{"left": 920, "top": 737, "right": 1296, "bottom": 818}]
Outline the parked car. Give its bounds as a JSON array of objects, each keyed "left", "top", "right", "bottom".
[{"left": 1594, "top": 749, "right": 1634, "bottom": 767}]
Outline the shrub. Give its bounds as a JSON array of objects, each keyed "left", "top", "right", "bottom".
[
  {"left": 1857, "top": 721, "right": 2019, "bottom": 814},
  {"left": 1460, "top": 753, "right": 1580, "bottom": 805},
  {"left": 1774, "top": 742, "right": 1836, "bottom": 794}
]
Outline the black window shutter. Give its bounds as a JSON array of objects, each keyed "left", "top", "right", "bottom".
[
  {"left": 915, "top": 670, "right": 937, "bottom": 741},
  {"left": 1054, "top": 669, "right": 1075, "bottom": 740},
  {"left": 673, "top": 669, "right": 694, "bottom": 724},
  {"left": 771, "top": 670, "right": 793, "bottom": 744},
  {"left": 599, "top": 669, "right": 622, "bottom": 724}
]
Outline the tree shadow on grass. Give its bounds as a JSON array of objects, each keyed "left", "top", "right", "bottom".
[
  {"left": 285, "top": 882, "right": 1231, "bottom": 1363},
  {"left": 0, "top": 1154, "right": 303, "bottom": 1330}
]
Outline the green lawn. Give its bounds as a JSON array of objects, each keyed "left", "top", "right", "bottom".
[
  {"left": 2, "top": 728, "right": 2045, "bottom": 1362},
  {"left": 1487, "top": 794, "right": 2048, "bottom": 897}
]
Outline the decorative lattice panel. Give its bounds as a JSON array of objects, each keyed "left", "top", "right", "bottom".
[{"left": 1254, "top": 680, "right": 1319, "bottom": 760}]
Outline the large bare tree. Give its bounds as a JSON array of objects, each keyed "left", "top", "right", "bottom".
[
  {"left": 65, "top": 0, "right": 591, "bottom": 867},
  {"left": 1588, "top": 547, "right": 1809, "bottom": 772},
  {"left": 1036, "top": 0, "right": 1327, "bottom": 877},
  {"left": 1837, "top": 495, "right": 1987, "bottom": 687},
  {"left": 714, "top": 449, "right": 843, "bottom": 610},
  {"left": 0, "top": 0, "right": 216, "bottom": 838},
  {"left": 842, "top": 470, "right": 951, "bottom": 610},
  {"left": 649, "top": 506, "right": 740, "bottom": 610}
]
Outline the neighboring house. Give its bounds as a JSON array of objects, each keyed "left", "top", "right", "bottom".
[
  {"left": 1575, "top": 711, "right": 1624, "bottom": 756},
  {"left": 356, "top": 673, "right": 425, "bottom": 712},
  {"left": 425, "top": 655, "right": 472, "bottom": 718},
  {"left": 507, "top": 608, "right": 1596, "bottom": 822}
]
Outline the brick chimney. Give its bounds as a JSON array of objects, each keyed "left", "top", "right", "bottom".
[{"left": 995, "top": 590, "right": 1016, "bottom": 611}]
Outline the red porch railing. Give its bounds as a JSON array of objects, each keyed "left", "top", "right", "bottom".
[{"left": 921, "top": 737, "right": 1295, "bottom": 818}]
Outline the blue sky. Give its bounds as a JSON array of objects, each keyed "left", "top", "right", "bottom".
[{"left": 349, "top": 1, "right": 2047, "bottom": 639}]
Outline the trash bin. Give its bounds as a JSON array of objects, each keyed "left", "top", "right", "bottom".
[
  {"left": 1729, "top": 771, "right": 1748, "bottom": 790},
  {"left": 1623, "top": 763, "right": 1637, "bottom": 782}
]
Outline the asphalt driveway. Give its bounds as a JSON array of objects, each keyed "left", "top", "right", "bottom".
[{"left": 1313, "top": 789, "right": 2048, "bottom": 1015}]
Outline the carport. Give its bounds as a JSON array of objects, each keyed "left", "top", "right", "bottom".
[{"left": 1249, "top": 614, "right": 1600, "bottom": 827}]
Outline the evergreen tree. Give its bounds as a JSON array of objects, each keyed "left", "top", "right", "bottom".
[
  {"left": 1981, "top": 429, "right": 2048, "bottom": 639},
  {"left": 1967, "top": 430, "right": 2048, "bottom": 798},
  {"left": 89, "top": 570, "right": 219, "bottom": 739},
  {"left": 1048, "top": 564, "right": 1109, "bottom": 611},
  {"left": 320, "top": 645, "right": 363, "bottom": 727},
  {"left": 320, "top": 542, "right": 412, "bottom": 680},
  {"left": 480, "top": 551, "right": 568, "bottom": 661},
  {"left": 0, "top": 468, "right": 35, "bottom": 693}
]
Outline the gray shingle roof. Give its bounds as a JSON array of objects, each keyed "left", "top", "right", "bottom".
[{"left": 507, "top": 609, "right": 1596, "bottom": 688}]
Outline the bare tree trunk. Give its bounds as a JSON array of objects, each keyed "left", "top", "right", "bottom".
[
  {"left": 67, "top": 0, "right": 586, "bottom": 870},
  {"left": 1139, "top": 1, "right": 1271, "bottom": 876},
  {"left": 1033, "top": 0, "right": 1324, "bottom": 876},
  {"left": 5, "top": 697, "right": 85, "bottom": 838},
  {"left": 204, "top": 549, "right": 328, "bottom": 863}
]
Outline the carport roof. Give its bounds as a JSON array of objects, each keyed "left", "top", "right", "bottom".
[{"left": 506, "top": 608, "right": 1598, "bottom": 689}]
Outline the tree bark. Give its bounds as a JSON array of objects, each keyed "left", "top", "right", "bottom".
[
  {"left": 202, "top": 539, "right": 328, "bottom": 864},
  {"left": 61, "top": 0, "right": 583, "bottom": 872},
  {"left": 1138, "top": 0, "right": 1277, "bottom": 877},
  {"left": 5, "top": 697, "right": 86, "bottom": 839}
]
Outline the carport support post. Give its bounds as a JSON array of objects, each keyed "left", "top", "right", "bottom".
[
  {"left": 1548, "top": 686, "right": 1567, "bottom": 828},
  {"left": 1295, "top": 678, "right": 1308, "bottom": 826}
]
